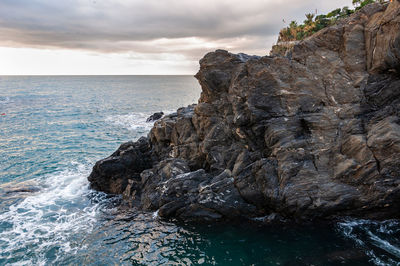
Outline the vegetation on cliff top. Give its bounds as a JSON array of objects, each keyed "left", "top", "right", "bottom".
[{"left": 277, "top": 0, "right": 390, "bottom": 43}]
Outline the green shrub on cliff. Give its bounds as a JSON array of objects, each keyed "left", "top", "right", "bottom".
[
  {"left": 353, "top": 0, "right": 387, "bottom": 9},
  {"left": 277, "top": 0, "right": 388, "bottom": 43}
]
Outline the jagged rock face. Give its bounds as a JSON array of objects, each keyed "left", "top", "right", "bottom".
[
  {"left": 88, "top": 137, "right": 153, "bottom": 194},
  {"left": 88, "top": 2, "right": 400, "bottom": 222}
]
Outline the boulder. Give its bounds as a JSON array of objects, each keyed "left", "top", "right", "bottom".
[
  {"left": 88, "top": 137, "right": 152, "bottom": 194},
  {"left": 146, "top": 112, "right": 164, "bottom": 122}
]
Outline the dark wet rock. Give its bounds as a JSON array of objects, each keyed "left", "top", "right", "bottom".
[
  {"left": 146, "top": 112, "right": 164, "bottom": 122},
  {"left": 88, "top": 137, "right": 153, "bottom": 194},
  {"left": 89, "top": 2, "right": 400, "bottom": 222}
]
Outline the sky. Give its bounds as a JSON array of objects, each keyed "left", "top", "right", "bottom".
[{"left": 0, "top": 0, "right": 353, "bottom": 75}]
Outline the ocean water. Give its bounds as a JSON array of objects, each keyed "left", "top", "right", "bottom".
[{"left": 0, "top": 75, "right": 399, "bottom": 265}]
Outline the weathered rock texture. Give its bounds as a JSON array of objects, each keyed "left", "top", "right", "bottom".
[{"left": 88, "top": 2, "right": 400, "bottom": 222}]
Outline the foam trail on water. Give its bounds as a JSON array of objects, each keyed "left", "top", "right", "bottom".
[
  {"left": 337, "top": 219, "right": 400, "bottom": 265},
  {"left": 0, "top": 162, "right": 109, "bottom": 265}
]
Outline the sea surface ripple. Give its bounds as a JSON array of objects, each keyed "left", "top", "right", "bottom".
[{"left": 0, "top": 76, "right": 398, "bottom": 265}]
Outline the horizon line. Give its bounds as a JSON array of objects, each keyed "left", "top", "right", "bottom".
[{"left": 0, "top": 74, "right": 196, "bottom": 77}]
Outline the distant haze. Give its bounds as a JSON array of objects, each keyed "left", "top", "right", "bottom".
[{"left": 0, "top": 0, "right": 353, "bottom": 75}]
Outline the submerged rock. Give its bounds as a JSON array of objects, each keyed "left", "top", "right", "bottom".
[
  {"left": 89, "top": 1, "right": 400, "bottom": 222},
  {"left": 0, "top": 180, "right": 41, "bottom": 195}
]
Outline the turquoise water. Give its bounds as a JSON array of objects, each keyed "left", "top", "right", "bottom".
[{"left": 0, "top": 76, "right": 398, "bottom": 265}]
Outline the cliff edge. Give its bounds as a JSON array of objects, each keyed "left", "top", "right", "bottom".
[{"left": 88, "top": 1, "right": 400, "bottom": 222}]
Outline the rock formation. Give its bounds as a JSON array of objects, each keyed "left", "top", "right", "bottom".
[
  {"left": 146, "top": 112, "right": 164, "bottom": 122},
  {"left": 88, "top": 1, "right": 400, "bottom": 222}
]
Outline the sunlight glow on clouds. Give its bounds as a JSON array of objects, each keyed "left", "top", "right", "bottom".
[
  {"left": 0, "top": 47, "right": 197, "bottom": 75},
  {"left": 0, "top": 0, "right": 353, "bottom": 75}
]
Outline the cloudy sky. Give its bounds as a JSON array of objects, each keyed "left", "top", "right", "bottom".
[{"left": 0, "top": 0, "right": 353, "bottom": 75}]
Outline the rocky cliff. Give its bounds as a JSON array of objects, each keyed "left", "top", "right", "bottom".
[{"left": 88, "top": 1, "right": 400, "bottom": 222}]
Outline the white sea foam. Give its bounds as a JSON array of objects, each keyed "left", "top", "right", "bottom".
[
  {"left": 337, "top": 219, "right": 400, "bottom": 265},
  {"left": 0, "top": 96, "right": 10, "bottom": 104},
  {"left": 105, "top": 112, "right": 153, "bottom": 132},
  {"left": 368, "top": 231, "right": 400, "bottom": 258},
  {"left": 152, "top": 209, "right": 159, "bottom": 219},
  {"left": 0, "top": 162, "right": 108, "bottom": 265},
  {"left": 105, "top": 110, "right": 176, "bottom": 132}
]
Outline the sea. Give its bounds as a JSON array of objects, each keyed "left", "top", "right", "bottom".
[{"left": 0, "top": 75, "right": 399, "bottom": 265}]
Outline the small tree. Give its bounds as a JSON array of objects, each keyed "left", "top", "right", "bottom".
[{"left": 304, "top": 13, "right": 315, "bottom": 25}]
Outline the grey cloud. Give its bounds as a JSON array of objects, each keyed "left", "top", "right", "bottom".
[{"left": 0, "top": 0, "right": 353, "bottom": 57}]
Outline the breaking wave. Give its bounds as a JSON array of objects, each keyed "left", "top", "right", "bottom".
[
  {"left": 0, "top": 162, "right": 118, "bottom": 265},
  {"left": 105, "top": 110, "right": 176, "bottom": 133},
  {"left": 105, "top": 112, "right": 154, "bottom": 132}
]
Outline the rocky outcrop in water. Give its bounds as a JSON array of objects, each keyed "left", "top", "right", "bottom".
[
  {"left": 146, "top": 112, "right": 164, "bottom": 122},
  {"left": 88, "top": 1, "right": 400, "bottom": 222}
]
